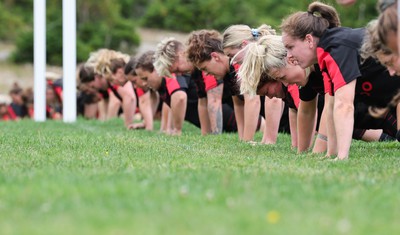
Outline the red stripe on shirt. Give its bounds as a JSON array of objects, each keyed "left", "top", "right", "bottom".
[
  {"left": 165, "top": 77, "right": 181, "bottom": 95},
  {"left": 317, "top": 47, "right": 347, "bottom": 95},
  {"left": 202, "top": 72, "right": 218, "bottom": 91},
  {"left": 136, "top": 88, "right": 145, "bottom": 97},
  {"left": 287, "top": 84, "right": 300, "bottom": 109}
]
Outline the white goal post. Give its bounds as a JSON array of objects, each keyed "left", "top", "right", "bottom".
[{"left": 34, "top": 0, "right": 76, "bottom": 122}]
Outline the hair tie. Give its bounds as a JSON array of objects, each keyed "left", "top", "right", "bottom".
[
  {"left": 309, "top": 11, "right": 322, "bottom": 17},
  {"left": 251, "top": 28, "right": 259, "bottom": 39}
]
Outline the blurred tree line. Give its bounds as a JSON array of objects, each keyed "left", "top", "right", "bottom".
[{"left": 0, "top": 0, "right": 379, "bottom": 65}]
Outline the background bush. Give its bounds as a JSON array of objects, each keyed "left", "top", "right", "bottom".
[{"left": 0, "top": 0, "right": 380, "bottom": 65}]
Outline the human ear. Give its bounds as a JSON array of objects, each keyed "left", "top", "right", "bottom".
[
  {"left": 210, "top": 51, "right": 219, "bottom": 61},
  {"left": 305, "top": 34, "right": 314, "bottom": 48},
  {"left": 287, "top": 55, "right": 298, "bottom": 65}
]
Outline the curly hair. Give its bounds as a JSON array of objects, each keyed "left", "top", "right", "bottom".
[
  {"left": 186, "top": 29, "right": 223, "bottom": 66},
  {"left": 86, "top": 49, "right": 129, "bottom": 81}
]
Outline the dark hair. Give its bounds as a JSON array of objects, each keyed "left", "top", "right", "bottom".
[
  {"left": 186, "top": 29, "right": 224, "bottom": 65},
  {"left": 377, "top": 0, "right": 397, "bottom": 12},
  {"left": 136, "top": 51, "right": 155, "bottom": 72},
  {"left": 78, "top": 65, "right": 96, "bottom": 83},
  {"left": 378, "top": 3, "right": 398, "bottom": 46},
  {"left": 109, "top": 58, "right": 126, "bottom": 75},
  {"left": 124, "top": 56, "right": 138, "bottom": 75},
  {"left": 9, "top": 83, "right": 23, "bottom": 95},
  {"left": 280, "top": 1, "right": 340, "bottom": 39}
]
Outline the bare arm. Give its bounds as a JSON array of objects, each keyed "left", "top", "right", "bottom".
[
  {"left": 261, "top": 97, "right": 284, "bottom": 144},
  {"left": 396, "top": 102, "right": 400, "bottom": 141},
  {"left": 325, "top": 93, "right": 337, "bottom": 157},
  {"left": 106, "top": 92, "right": 121, "bottom": 120},
  {"left": 170, "top": 90, "right": 187, "bottom": 135},
  {"left": 96, "top": 99, "right": 108, "bottom": 121},
  {"left": 242, "top": 94, "right": 261, "bottom": 141},
  {"left": 312, "top": 101, "right": 328, "bottom": 154},
  {"left": 160, "top": 103, "right": 171, "bottom": 134},
  {"left": 207, "top": 83, "right": 223, "bottom": 134},
  {"left": 198, "top": 97, "right": 212, "bottom": 135},
  {"left": 232, "top": 96, "right": 245, "bottom": 140},
  {"left": 136, "top": 91, "right": 154, "bottom": 131},
  {"left": 333, "top": 80, "right": 356, "bottom": 160},
  {"left": 288, "top": 108, "right": 298, "bottom": 148},
  {"left": 84, "top": 103, "right": 98, "bottom": 119},
  {"left": 117, "top": 82, "right": 137, "bottom": 129},
  {"left": 396, "top": 103, "right": 400, "bottom": 130},
  {"left": 297, "top": 98, "right": 317, "bottom": 152}
]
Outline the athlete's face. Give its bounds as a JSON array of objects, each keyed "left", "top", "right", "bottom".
[
  {"left": 376, "top": 52, "right": 400, "bottom": 76},
  {"left": 135, "top": 68, "right": 161, "bottom": 91},
  {"left": 112, "top": 68, "right": 127, "bottom": 86},
  {"left": 169, "top": 51, "right": 193, "bottom": 74},
  {"left": 256, "top": 79, "right": 285, "bottom": 99},
  {"left": 385, "top": 30, "right": 399, "bottom": 56},
  {"left": 282, "top": 33, "right": 317, "bottom": 69},
  {"left": 223, "top": 45, "right": 246, "bottom": 64},
  {"left": 0, "top": 104, "right": 7, "bottom": 115},
  {"left": 88, "top": 75, "right": 107, "bottom": 90},
  {"left": 127, "top": 73, "right": 146, "bottom": 89},
  {"left": 46, "top": 86, "right": 57, "bottom": 102},
  {"left": 197, "top": 52, "right": 229, "bottom": 80},
  {"left": 269, "top": 57, "right": 308, "bottom": 87}
]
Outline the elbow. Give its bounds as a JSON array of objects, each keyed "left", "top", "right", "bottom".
[{"left": 334, "top": 100, "right": 354, "bottom": 115}]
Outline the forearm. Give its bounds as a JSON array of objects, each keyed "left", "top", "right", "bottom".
[
  {"left": 312, "top": 107, "right": 327, "bottom": 154},
  {"left": 160, "top": 103, "right": 170, "bottom": 133},
  {"left": 325, "top": 94, "right": 337, "bottom": 157},
  {"left": 333, "top": 81, "right": 356, "bottom": 160},
  {"left": 242, "top": 94, "right": 261, "bottom": 141},
  {"left": 139, "top": 94, "right": 154, "bottom": 131},
  {"left": 233, "top": 96, "right": 245, "bottom": 140},
  {"left": 97, "top": 100, "right": 108, "bottom": 121},
  {"left": 207, "top": 99, "right": 222, "bottom": 134},
  {"left": 119, "top": 82, "right": 137, "bottom": 128},
  {"left": 207, "top": 84, "right": 223, "bottom": 134},
  {"left": 396, "top": 104, "right": 400, "bottom": 130},
  {"left": 288, "top": 108, "right": 298, "bottom": 148},
  {"left": 333, "top": 100, "right": 354, "bottom": 159},
  {"left": 198, "top": 98, "right": 211, "bottom": 135},
  {"left": 262, "top": 97, "right": 283, "bottom": 144},
  {"left": 297, "top": 100, "right": 317, "bottom": 152},
  {"left": 170, "top": 91, "right": 187, "bottom": 135},
  {"left": 106, "top": 94, "right": 120, "bottom": 120},
  {"left": 84, "top": 103, "right": 98, "bottom": 119}
]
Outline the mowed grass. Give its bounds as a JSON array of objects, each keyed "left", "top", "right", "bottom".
[{"left": 0, "top": 118, "right": 399, "bottom": 235}]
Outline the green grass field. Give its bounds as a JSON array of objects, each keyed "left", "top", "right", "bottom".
[{"left": 1, "top": 119, "right": 399, "bottom": 235}]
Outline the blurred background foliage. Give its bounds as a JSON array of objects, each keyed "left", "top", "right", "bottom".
[{"left": 0, "top": 0, "right": 379, "bottom": 65}]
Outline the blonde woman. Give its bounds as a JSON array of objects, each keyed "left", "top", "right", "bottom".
[
  {"left": 79, "top": 49, "right": 137, "bottom": 129},
  {"left": 222, "top": 24, "right": 285, "bottom": 144},
  {"left": 153, "top": 37, "right": 237, "bottom": 135},
  {"left": 239, "top": 34, "right": 400, "bottom": 153},
  {"left": 377, "top": 0, "right": 398, "bottom": 55},
  {"left": 186, "top": 29, "right": 265, "bottom": 141}
]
